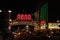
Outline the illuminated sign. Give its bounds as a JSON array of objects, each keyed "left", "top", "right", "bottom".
[
  {"left": 16, "top": 14, "right": 31, "bottom": 20},
  {"left": 40, "top": 20, "right": 46, "bottom": 24},
  {"left": 48, "top": 23, "right": 59, "bottom": 29}
]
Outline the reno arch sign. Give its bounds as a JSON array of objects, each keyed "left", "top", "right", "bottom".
[
  {"left": 16, "top": 14, "right": 32, "bottom": 20},
  {"left": 10, "top": 21, "right": 38, "bottom": 26}
]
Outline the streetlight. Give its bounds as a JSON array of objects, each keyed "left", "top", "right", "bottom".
[
  {"left": 8, "top": 10, "right": 12, "bottom": 21},
  {"left": 0, "top": 10, "right": 2, "bottom": 12},
  {"left": 8, "top": 10, "right": 12, "bottom": 13},
  {"left": 26, "top": 25, "right": 29, "bottom": 28},
  {"left": 8, "top": 26, "right": 11, "bottom": 30},
  {"left": 57, "top": 20, "right": 59, "bottom": 23},
  {"left": 25, "top": 25, "right": 30, "bottom": 29},
  {"left": 8, "top": 26, "right": 11, "bottom": 33},
  {"left": 9, "top": 19, "right": 12, "bottom": 21}
]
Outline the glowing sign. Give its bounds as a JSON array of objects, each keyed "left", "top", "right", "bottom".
[
  {"left": 48, "top": 23, "right": 59, "bottom": 29},
  {"left": 20, "top": 14, "right": 24, "bottom": 20},
  {"left": 27, "top": 14, "right": 31, "bottom": 20},
  {"left": 24, "top": 14, "right": 27, "bottom": 20},
  {"left": 40, "top": 20, "right": 46, "bottom": 24},
  {"left": 16, "top": 14, "right": 31, "bottom": 20}
]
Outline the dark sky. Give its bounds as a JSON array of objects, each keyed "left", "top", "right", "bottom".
[
  {"left": 0, "top": 0, "right": 37, "bottom": 20},
  {"left": 48, "top": 0, "right": 60, "bottom": 22},
  {"left": 1, "top": 0, "right": 60, "bottom": 22},
  {"left": 0, "top": 0, "right": 47, "bottom": 11},
  {"left": 0, "top": 0, "right": 36, "bottom": 11},
  {"left": 0, "top": 0, "right": 47, "bottom": 19}
]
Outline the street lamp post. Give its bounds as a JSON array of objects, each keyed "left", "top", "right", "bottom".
[
  {"left": 8, "top": 10, "right": 12, "bottom": 32},
  {"left": 8, "top": 10, "right": 12, "bottom": 19}
]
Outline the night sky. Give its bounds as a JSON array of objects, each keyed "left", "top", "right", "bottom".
[
  {"left": 0, "top": 0, "right": 47, "bottom": 19},
  {"left": 1, "top": 0, "right": 60, "bottom": 22},
  {"left": 0, "top": 0, "right": 36, "bottom": 12},
  {"left": 0, "top": 0, "right": 37, "bottom": 20},
  {"left": 0, "top": 0, "right": 47, "bottom": 12},
  {"left": 0, "top": 0, "right": 59, "bottom": 22},
  {"left": 49, "top": 0, "right": 60, "bottom": 22}
]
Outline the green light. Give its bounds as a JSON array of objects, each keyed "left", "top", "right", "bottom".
[{"left": 40, "top": 2, "right": 48, "bottom": 28}]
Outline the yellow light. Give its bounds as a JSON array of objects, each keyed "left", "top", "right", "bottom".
[
  {"left": 9, "top": 19, "right": 12, "bottom": 21},
  {"left": 12, "top": 32, "right": 17, "bottom": 34},
  {"left": 14, "top": 35, "right": 17, "bottom": 37},
  {"left": 26, "top": 29, "right": 29, "bottom": 32},
  {"left": 26, "top": 25, "right": 29, "bottom": 28},
  {"left": 18, "top": 32, "right": 21, "bottom": 35},
  {"left": 50, "top": 31, "right": 54, "bottom": 34}
]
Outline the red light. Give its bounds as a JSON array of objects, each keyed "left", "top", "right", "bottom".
[
  {"left": 40, "top": 20, "right": 46, "bottom": 24},
  {"left": 24, "top": 14, "right": 27, "bottom": 20},
  {"left": 16, "top": 14, "right": 31, "bottom": 20},
  {"left": 20, "top": 14, "right": 24, "bottom": 20},
  {"left": 27, "top": 14, "right": 31, "bottom": 20},
  {"left": 16, "top": 14, "right": 21, "bottom": 20}
]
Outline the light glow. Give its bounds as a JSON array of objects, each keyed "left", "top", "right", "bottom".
[
  {"left": 8, "top": 10, "right": 12, "bottom": 13},
  {"left": 16, "top": 14, "right": 31, "bottom": 20},
  {"left": 0, "top": 10, "right": 2, "bottom": 12}
]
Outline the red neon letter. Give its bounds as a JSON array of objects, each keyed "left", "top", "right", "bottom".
[
  {"left": 27, "top": 14, "right": 31, "bottom": 20},
  {"left": 24, "top": 14, "right": 27, "bottom": 20},
  {"left": 16, "top": 14, "right": 21, "bottom": 20},
  {"left": 20, "top": 14, "right": 24, "bottom": 20}
]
